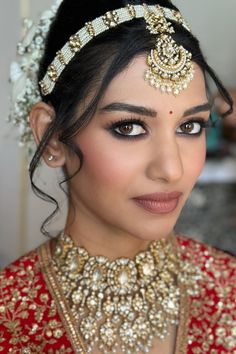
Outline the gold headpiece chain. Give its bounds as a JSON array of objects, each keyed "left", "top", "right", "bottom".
[{"left": 39, "top": 4, "right": 194, "bottom": 96}]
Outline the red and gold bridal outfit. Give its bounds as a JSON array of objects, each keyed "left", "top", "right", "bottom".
[{"left": 0, "top": 236, "right": 236, "bottom": 354}]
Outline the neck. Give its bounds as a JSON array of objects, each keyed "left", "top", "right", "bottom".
[{"left": 64, "top": 208, "right": 174, "bottom": 260}]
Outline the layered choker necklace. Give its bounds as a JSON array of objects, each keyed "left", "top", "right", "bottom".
[{"left": 52, "top": 233, "right": 200, "bottom": 354}]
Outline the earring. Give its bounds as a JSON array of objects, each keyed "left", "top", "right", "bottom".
[{"left": 48, "top": 155, "right": 54, "bottom": 161}]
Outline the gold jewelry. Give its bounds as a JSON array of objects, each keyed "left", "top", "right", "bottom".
[
  {"left": 48, "top": 154, "right": 54, "bottom": 161},
  {"left": 9, "top": 2, "right": 194, "bottom": 154},
  {"left": 39, "top": 4, "right": 194, "bottom": 97},
  {"left": 144, "top": 6, "right": 194, "bottom": 95},
  {"left": 52, "top": 233, "right": 201, "bottom": 354}
]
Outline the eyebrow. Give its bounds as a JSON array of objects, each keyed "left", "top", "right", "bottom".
[
  {"left": 183, "top": 102, "right": 211, "bottom": 117},
  {"left": 100, "top": 102, "right": 157, "bottom": 117},
  {"left": 100, "top": 101, "right": 211, "bottom": 118}
]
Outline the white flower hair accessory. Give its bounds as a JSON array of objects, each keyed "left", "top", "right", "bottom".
[{"left": 8, "top": 0, "right": 62, "bottom": 154}]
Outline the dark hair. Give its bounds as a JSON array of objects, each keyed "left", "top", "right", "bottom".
[{"left": 30, "top": 0, "right": 233, "bottom": 235}]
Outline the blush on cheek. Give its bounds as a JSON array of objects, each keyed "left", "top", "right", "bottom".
[
  {"left": 190, "top": 142, "right": 206, "bottom": 181},
  {"left": 81, "top": 145, "right": 132, "bottom": 186},
  {"left": 79, "top": 128, "right": 146, "bottom": 186}
]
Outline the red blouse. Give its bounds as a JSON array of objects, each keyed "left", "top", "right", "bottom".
[{"left": 0, "top": 236, "right": 235, "bottom": 353}]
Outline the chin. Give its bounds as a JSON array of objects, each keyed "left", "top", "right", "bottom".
[
  {"left": 128, "top": 222, "right": 176, "bottom": 242},
  {"left": 132, "top": 212, "right": 181, "bottom": 241}
]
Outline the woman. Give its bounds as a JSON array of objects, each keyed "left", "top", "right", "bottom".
[{"left": 1, "top": 0, "right": 235, "bottom": 353}]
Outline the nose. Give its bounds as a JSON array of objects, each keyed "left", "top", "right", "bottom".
[{"left": 146, "top": 134, "right": 184, "bottom": 183}]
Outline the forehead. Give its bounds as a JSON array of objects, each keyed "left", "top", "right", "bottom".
[{"left": 99, "top": 55, "right": 208, "bottom": 113}]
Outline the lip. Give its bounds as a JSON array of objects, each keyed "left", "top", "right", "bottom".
[{"left": 133, "top": 191, "right": 182, "bottom": 214}]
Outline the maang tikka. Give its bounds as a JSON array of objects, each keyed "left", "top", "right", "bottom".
[{"left": 144, "top": 5, "right": 194, "bottom": 95}]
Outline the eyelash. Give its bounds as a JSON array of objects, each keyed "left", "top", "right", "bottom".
[
  {"left": 106, "top": 118, "right": 147, "bottom": 140},
  {"left": 106, "top": 117, "right": 212, "bottom": 140},
  {"left": 176, "top": 118, "right": 212, "bottom": 136}
]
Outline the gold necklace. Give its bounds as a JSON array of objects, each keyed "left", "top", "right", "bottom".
[{"left": 52, "top": 233, "right": 200, "bottom": 354}]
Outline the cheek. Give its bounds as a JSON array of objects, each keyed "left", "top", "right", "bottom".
[
  {"left": 77, "top": 136, "right": 141, "bottom": 188},
  {"left": 83, "top": 149, "right": 121, "bottom": 186},
  {"left": 182, "top": 136, "right": 206, "bottom": 184}
]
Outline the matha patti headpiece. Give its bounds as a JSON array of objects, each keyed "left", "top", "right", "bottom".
[
  {"left": 40, "top": 4, "right": 194, "bottom": 96},
  {"left": 9, "top": 1, "right": 194, "bottom": 153}
]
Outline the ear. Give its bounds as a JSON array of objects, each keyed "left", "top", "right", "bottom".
[{"left": 29, "top": 102, "right": 66, "bottom": 167}]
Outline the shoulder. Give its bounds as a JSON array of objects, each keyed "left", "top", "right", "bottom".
[
  {"left": 0, "top": 248, "right": 44, "bottom": 307},
  {"left": 0, "top": 247, "right": 41, "bottom": 286},
  {"left": 0, "top": 249, "right": 41, "bottom": 350},
  {"left": 0, "top": 248, "right": 46, "bottom": 351},
  {"left": 177, "top": 234, "right": 236, "bottom": 276},
  {"left": 0, "top": 242, "right": 72, "bottom": 353},
  {"left": 0, "top": 248, "right": 43, "bottom": 310},
  {"left": 177, "top": 235, "right": 236, "bottom": 352},
  {"left": 177, "top": 235, "right": 236, "bottom": 293}
]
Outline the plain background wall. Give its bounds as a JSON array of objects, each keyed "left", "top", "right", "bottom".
[{"left": 0, "top": 0, "right": 236, "bottom": 268}]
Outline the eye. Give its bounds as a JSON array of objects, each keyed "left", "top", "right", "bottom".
[
  {"left": 176, "top": 120, "right": 208, "bottom": 136},
  {"left": 107, "top": 119, "right": 147, "bottom": 139},
  {"left": 114, "top": 122, "right": 146, "bottom": 136}
]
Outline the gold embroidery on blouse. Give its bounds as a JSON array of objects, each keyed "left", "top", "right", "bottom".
[
  {"left": 38, "top": 241, "right": 86, "bottom": 354},
  {"left": 179, "top": 237, "right": 236, "bottom": 353},
  {"left": 0, "top": 250, "right": 73, "bottom": 353},
  {"left": 174, "top": 283, "right": 190, "bottom": 353}
]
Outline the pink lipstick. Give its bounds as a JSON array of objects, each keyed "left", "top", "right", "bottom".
[{"left": 133, "top": 192, "right": 182, "bottom": 214}]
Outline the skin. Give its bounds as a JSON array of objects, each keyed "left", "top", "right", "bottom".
[
  {"left": 63, "top": 56, "right": 210, "bottom": 259},
  {"left": 30, "top": 55, "right": 210, "bottom": 354},
  {"left": 30, "top": 55, "right": 210, "bottom": 260}
]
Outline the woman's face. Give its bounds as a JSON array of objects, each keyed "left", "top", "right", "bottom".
[{"left": 65, "top": 55, "right": 210, "bottom": 241}]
